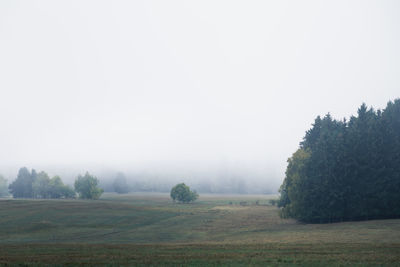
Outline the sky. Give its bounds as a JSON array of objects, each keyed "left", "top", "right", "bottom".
[{"left": 0, "top": 1, "right": 399, "bottom": 186}]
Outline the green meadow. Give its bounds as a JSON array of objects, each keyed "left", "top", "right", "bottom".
[{"left": 0, "top": 193, "right": 399, "bottom": 266}]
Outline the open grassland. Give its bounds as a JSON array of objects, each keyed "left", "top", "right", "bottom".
[
  {"left": 0, "top": 193, "right": 400, "bottom": 265},
  {"left": 1, "top": 243, "right": 399, "bottom": 266}
]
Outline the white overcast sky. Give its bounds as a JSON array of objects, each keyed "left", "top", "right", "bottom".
[{"left": 0, "top": 1, "right": 399, "bottom": 179}]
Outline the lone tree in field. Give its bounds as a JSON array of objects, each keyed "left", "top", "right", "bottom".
[
  {"left": 74, "top": 172, "right": 103, "bottom": 199},
  {"left": 170, "top": 183, "right": 198, "bottom": 203}
]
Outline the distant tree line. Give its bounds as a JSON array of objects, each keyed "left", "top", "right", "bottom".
[
  {"left": 279, "top": 99, "right": 400, "bottom": 223},
  {"left": 100, "top": 175, "right": 271, "bottom": 194},
  {"left": 6, "top": 167, "right": 103, "bottom": 200}
]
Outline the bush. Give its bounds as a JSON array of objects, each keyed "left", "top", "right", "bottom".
[{"left": 170, "top": 183, "right": 198, "bottom": 203}]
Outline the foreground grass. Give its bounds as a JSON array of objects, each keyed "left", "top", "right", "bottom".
[
  {"left": 0, "top": 193, "right": 400, "bottom": 265},
  {"left": 0, "top": 243, "right": 399, "bottom": 266}
]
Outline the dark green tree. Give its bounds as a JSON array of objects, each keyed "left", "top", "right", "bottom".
[
  {"left": 278, "top": 99, "right": 400, "bottom": 223},
  {"left": 170, "top": 183, "right": 198, "bottom": 203}
]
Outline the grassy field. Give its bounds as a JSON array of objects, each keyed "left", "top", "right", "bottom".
[{"left": 0, "top": 193, "right": 399, "bottom": 265}]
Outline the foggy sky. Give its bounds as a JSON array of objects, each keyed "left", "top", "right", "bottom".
[{"left": 1, "top": 1, "right": 399, "bottom": 184}]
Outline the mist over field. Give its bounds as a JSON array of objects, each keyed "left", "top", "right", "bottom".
[
  {"left": 0, "top": 161, "right": 280, "bottom": 194},
  {"left": 1, "top": 0, "right": 399, "bottom": 193}
]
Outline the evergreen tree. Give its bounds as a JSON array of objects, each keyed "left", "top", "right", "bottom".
[{"left": 279, "top": 99, "right": 400, "bottom": 222}]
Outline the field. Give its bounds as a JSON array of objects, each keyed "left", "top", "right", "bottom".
[{"left": 0, "top": 193, "right": 400, "bottom": 266}]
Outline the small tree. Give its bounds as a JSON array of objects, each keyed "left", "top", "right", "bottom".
[
  {"left": 74, "top": 172, "right": 103, "bottom": 199},
  {"left": 170, "top": 183, "right": 198, "bottom": 203},
  {"left": 49, "top": 176, "right": 75, "bottom": 199},
  {"left": 33, "top": 171, "right": 51, "bottom": 198},
  {"left": 33, "top": 172, "right": 75, "bottom": 199},
  {"left": 60, "top": 185, "right": 76, "bottom": 199}
]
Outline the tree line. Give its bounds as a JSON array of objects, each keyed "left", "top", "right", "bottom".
[
  {"left": 279, "top": 99, "right": 400, "bottom": 223},
  {"left": 5, "top": 167, "right": 103, "bottom": 199}
]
